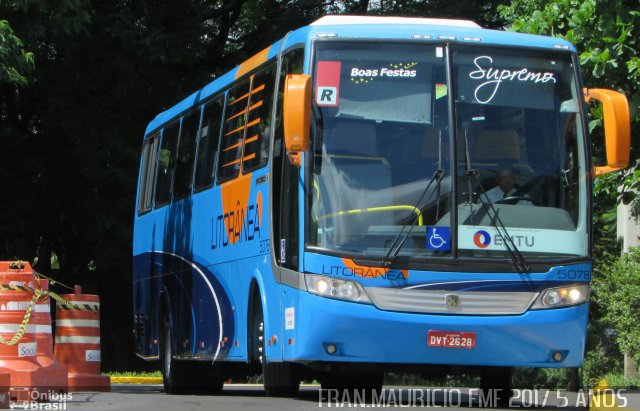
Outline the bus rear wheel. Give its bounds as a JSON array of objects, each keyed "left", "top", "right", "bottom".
[
  {"left": 161, "top": 319, "right": 190, "bottom": 394},
  {"left": 161, "top": 316, "right": 224, "bottom": 394}
]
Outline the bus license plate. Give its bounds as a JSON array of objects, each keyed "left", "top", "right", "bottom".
[{"left": 427, "top": 330, "right": 476, "bottom": 349}]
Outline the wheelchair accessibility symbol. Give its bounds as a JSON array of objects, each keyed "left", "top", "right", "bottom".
[{"left": 426, "top": 226, "right": 451, "bottom": 251}]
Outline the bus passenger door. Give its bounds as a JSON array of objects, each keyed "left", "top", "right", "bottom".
[{"left": 272, "top": 48, "right": 305, "bottom": 280}]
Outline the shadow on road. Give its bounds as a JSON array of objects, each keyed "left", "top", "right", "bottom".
[{"left": 110, "top": 385, "right": 594, "bottom": 410}]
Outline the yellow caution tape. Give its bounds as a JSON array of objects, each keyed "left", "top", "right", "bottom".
[
  {"left": 0, "top": 293, "right": 36, "bottom": 346},
  {"left": 0, "top": 281, "right": 98, "bottom": 346},
  {"left": 0, "top": 284, "right": 98, "bottom": 313}
]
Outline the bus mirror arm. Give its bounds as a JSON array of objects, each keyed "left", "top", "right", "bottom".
[
  {"left": 584, "top": 88, "right": 631, "bottom": 176},
  {"left": 284, "top": 74, "right": 312, "bottom": 167}
]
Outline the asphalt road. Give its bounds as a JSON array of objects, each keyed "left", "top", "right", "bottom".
[{"left": 19, "top": 384, "right": 640, "bottom": 411}]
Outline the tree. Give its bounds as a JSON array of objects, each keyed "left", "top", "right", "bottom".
[
  {"left": 499, "top": 0, "right": 640, "bottom": 379},
  {"left": 594, "top": 246, "right": 640, "bottom": 365},
  {"left": 0, "top": 19, "right": 33, "bottom": 86},
  {"left": 0, "top": 0, "right": 553, "bottom": 371},
  {"left": 499, "top": 0, "right": 639, "bottom": 163}
]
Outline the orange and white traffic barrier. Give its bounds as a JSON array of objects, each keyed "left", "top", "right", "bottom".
[
  {"left": 0, "top": 283, "right": 47, "bottom": 401},
  {"left": 32, "top": 279, "right": 68, "bottom": 393},
  {"left": 0, "top": 261, "right": 35, "bottom": 291},
  {"left": 54, "top": 286, "right": 109, "bottom": 392}
]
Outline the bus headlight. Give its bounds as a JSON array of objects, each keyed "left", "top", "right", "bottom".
[
  {"left": 305, "top": 274, "right": 371, "bottom": 304},
  {"left": 531, "top": 284, "right": 589, "bottom": 309}
]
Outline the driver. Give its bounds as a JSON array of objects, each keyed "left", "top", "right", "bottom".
[{"left": 482, "top": 168, "right": 533, "bottom": 206}]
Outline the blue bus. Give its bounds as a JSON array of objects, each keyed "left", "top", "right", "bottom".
[{"left": 133, "top": 15, "right": 630, "bottom": 396}]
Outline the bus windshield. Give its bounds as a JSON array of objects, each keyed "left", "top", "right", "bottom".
[{"left": 308, "top": 42, "right": 588, "bottom": 262}]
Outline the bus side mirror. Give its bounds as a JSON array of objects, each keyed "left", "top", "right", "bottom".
[
  {"left": 584, "top": 88, "right": 631, "bottom": 175},
  {"left": 284, "top": 74, "right": 312, "bottom": 167}
]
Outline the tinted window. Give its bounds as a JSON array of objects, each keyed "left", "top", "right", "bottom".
[
  {"left": 194, "top": 97, "right": 224, "bottom": 190},
  {"left": 243, "top": 64, "right": 277, "bottom": 172},
  {"left": 218, "top": 81, "right": 250, "bottom": 182},
  {"left": 155, "top": 122, "right": 180, "bottom": 206},
  {"left": 137, "top": 134, "right": 159, "bottom": 214},
  {"left": 173, "top": 110, "right": 200, "bottom": 198}
]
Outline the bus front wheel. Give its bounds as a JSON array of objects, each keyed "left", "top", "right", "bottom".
[{"left": 253, "top": 302, "right": 300, "bottom": 397}]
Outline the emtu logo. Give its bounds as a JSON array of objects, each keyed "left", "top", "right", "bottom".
[{"left": 473, "top": 230, "right": 491, "bottom": 248}]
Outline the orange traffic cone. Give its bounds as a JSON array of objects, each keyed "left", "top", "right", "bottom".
[
  {"left": 54, "top": 286, "right": 110, "bottom": 392},
  {"left": 0, "top": 264, "right": 47, "bottom": 402}
]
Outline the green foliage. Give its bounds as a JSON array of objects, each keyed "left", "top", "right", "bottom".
[
  {"left": 596, "top": 246, "right": 640, "bottom": 364},
  {"left": 499, "top": 0, "right": 640, "bottom": 167},
  {"left": 512, "top": 368, "right": 570, "bottom": 389},
  {"left": 500, "top": 0, "right": 640, "bottom": 383},
  {"left": 0, "top": 19, "right": 33, "bottom": 86}
]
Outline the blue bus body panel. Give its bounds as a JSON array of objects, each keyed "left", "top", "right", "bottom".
[
  {"left": 279, "top": 255, "right": 590, "bottom": 367},
  {"left": 133, "top": 17, "right": 587, "bottom": 370},
  {"left": 133, "top": 166, "right": 274, "bottom": 361},
  {"left": 287, "top": 289, "right": 587, "bottom": 367}
]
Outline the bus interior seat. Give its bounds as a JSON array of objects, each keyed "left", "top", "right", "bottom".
[
  {"left": 471, "top": 129, "right": 535, "bottom": 190},
  {"left": 318, "top": 121, "right": 394, "bottom": 245},
  {"left": 325, "top": 121, "right": 391, "bottom": 191},
  {"left": 473, "top": 129, "right": 521, "bottom": 163},
  {"left": 393, "top": 126, "right": 445, "bottom": 185}
]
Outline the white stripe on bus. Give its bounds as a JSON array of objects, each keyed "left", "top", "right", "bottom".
[{"left": 156, "top": 251, "right": 223, "bottom": 360}]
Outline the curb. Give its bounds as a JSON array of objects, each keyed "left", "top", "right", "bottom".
[{"left": 109, "top": 376, "right": 163, "bottom": 384}]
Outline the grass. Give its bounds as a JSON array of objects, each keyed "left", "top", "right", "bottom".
[
  {"left": 599, "top": 373, "right": 640, "bottom": 389},
  {"left": 104, "top": 371, "right": 162, "bottom": 378}
]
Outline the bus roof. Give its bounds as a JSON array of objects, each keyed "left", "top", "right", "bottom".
[
  {"left": 310, "top": 15, "right": 481, "bottom": 28},
  {"left": 144, "top": 15, "right": 576, "bottom": 136}
]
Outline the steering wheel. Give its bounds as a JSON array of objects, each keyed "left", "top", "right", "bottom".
[{"left": 495, "top": 195, "right": 537, "bottom": 206}]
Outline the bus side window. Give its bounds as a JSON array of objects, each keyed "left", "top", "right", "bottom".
[
  {"left": 273, "top": 47, "right": 304, "bottom": 269},
  {"left": 243, "top": 64, "right": 277, "bottom": 173},
  {"left": 194, "top": 96, "right": 224, "bottom": 190},
  {"left": 218, "top": 81, "right": 251, "bottom": 183},
  {"left": 155, "top": 122, "right": 180, "bottom": 206},
  {"left": 137, "top": 134, "right": 159, "bottom": 214},
  {"left": 173, "top": 110, "right": 200, "bottom": 199}
]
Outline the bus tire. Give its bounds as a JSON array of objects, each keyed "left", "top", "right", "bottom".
[
  {"left": 161, "top": 317, "right": 224, "bottom": 395},
  {"left": 161, "top": 318, "right": 191, "bottom": 394},
  {"left": 263, "top": 361, "right": 300, "bottom": 397},
  {"left": 252, "top": 300, "right": 300, "bottom": 397}
]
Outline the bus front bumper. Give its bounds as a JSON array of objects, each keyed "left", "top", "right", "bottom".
[{"left": 287, "top": 291, "right": 587, "bottom": 368}]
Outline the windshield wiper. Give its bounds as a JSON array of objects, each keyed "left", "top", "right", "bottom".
[
  {"left": 381, "top": 168, "right": 445, "bottom": 268},
  {"left": 461, "top": 129, "right": 529, "bottom": 275}
]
